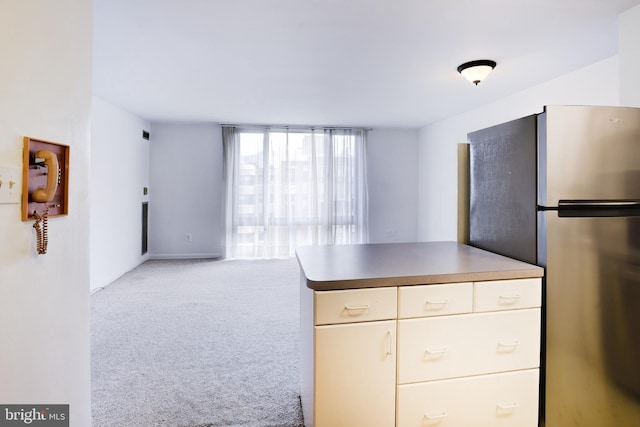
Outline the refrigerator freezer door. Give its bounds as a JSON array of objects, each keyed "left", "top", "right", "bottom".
[
  {"left": 469, "top": 115, "right": 538, "bottom": 265},
  {"left": 538, "top": 105, "right": 640, "bottom": 207},
  {"left": 541, "top": 210, "right": 640, "bottom": 426}
]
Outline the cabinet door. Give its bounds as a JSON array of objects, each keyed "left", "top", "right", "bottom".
[{"left": 315, "top": 320, "right": 396, "bottom": 427}]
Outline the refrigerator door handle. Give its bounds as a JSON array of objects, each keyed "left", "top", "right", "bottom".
[
  {"left": 559, "top": 200, "right": 640, "bottom": 209},
  {"left": 547, "top": 200, "right": 640, "bottom": 218}
]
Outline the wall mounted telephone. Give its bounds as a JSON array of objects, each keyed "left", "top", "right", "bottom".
[
  {"left": 31, "top": 150, "right": 59, "bottom": 203},
  {"left": 22, "top": 137, "right": 70, "bottom": 254}
]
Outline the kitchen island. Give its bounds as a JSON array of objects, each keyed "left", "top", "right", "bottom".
[{"left": 297, "top": 241, "right": 544, "bottom": 427}]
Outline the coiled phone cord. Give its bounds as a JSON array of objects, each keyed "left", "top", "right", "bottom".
[{"left": 32, "top": 207, "right": 49, "bottom": 255}]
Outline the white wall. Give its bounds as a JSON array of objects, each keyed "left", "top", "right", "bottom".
[
  {"left": 149, "top": 123, "right": 223, "bottom": 258},
  {"left": 0, "top": 1, "right": 92, "bottom": 425},
  {"left": 90, "top": 97, "right": 151, "bottom": 292},
  {"left": 620, "top": 4, "right": 640, "bottom": 106},
  {"left": 368, "top": 129, "right": 419, "bottom": 242},
  {"left": 418, "top": 56, "right": 621, "bottom": 242}
]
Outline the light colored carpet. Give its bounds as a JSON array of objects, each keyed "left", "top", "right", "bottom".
[{"left": 91, "top": 258, "right": 304, "bottom": 427}]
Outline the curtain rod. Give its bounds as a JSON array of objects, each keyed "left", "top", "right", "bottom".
[{"left": 221, "top": 123, "right": 373, "bottom": 132}]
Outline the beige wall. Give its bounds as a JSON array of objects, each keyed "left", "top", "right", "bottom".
[
  {"left": 457, "top": 144, "right": 470, "bottom": 243},
  {"left": 0, "top": 1, "right": 93, "bottom": 425}
]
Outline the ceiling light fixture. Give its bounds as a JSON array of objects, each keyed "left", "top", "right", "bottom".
[{"left": 457, "top": 60, "right": 497, "bottom": 85}]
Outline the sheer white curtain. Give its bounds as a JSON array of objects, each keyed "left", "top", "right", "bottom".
[{"left": 222, "top": 126, "right": 368, "bottom": 259}]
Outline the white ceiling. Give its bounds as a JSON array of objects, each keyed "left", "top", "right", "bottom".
[{"left": 93, "top": 0, "right": 640, "bottom": 128}]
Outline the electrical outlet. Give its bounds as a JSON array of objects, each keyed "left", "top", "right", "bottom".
[
  {"left": 185, "top": 233, "right": 192, "bottom": 242},
  {"left": 0, "top": 165, "right": 21, "bottom": 204}
]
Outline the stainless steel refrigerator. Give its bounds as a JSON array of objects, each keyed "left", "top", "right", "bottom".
[{"left": 468, "top": 105, "right": 640, "bottom": 426}]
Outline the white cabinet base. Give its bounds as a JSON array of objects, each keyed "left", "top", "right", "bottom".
[{"left": 301, "top": 276, "right": 542, "bottom": 427}]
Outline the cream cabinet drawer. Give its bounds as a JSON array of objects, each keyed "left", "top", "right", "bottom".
[
  {"left": 398, "top": 282, "right": 472, "bottom": 319},
  {"left": 474, "top": 278, "right": 542, "bottom": 312},
  {"left": 397, "top": 369, "right": 540, "bottom": 427},
  {"left": 314, "top": 287, "right": 397, "bottom": 325},
  {"left": 397, "top": 309, "right": 540, "bottom": 384}
]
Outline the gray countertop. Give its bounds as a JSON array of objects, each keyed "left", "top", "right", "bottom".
[{"left": 296, "top": 241, "right": 544, "bottom": 290}]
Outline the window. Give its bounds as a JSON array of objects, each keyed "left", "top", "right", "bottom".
[{"left": 222, "top": 126, "right": 368, "bottom": 259}]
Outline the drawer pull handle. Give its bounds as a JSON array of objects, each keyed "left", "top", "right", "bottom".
[
  {"left": 425, "top": 298, "right": 449, "bottom": 305},
  {"left": 498, "top": 340, "right": 521, "bottom": 349},
  {"left": 497, "top": 402, "right": 520, "bottom": 410},
  {"left": 424, "top": 411, "right": 448, "bottom": 420},
  {"left": 425, "top": 346, "right": 449, "bottom": 355},
  {"left": 344, "top": 304, "right": 370, "bottom": 311},
  {"left": 386, "top": 331, "right": 393, "bottom": 356},
  {"left": 499, "top": 294, "right": 520, "bottom": 303}
]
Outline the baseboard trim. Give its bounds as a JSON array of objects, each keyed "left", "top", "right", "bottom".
[{"left": 149, "top": 253, "right": 223, "bottom": 260}]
